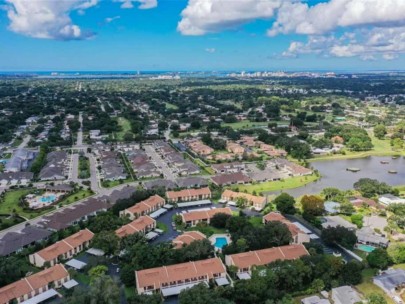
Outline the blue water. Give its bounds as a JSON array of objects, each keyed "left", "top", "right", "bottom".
[
  {"left": 40, "top": 195, "right": 56, "bottom": 204},
  {"left": 357, "top": 244, "right": 376, "bottom": 253},
  {"left": 0, "top": 159, "right": 7, "bottom": 164},
  {"left": 214, "top": 237, "right": 228, "bottom": 249}
]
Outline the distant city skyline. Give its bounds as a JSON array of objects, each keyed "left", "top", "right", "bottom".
[{"left": 1, "top": 0, "right": 405, "bottom": 71}]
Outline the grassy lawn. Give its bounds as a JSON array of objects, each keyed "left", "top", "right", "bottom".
[
  {"left": 0, "top": 163, "right": 3, "bottom": 173},
  {"left": 75, "top": 272, "right": 91, "bottom": 285},
  {"left": 11, "top": 138, "right": 23, "bottom": 148},
  {"left": 249, "top": 217, "right": 263, "bottom": 227},
  {"left": 57, "top": 189, "right": 94, "bottom": 207},
  {"left": 124, "top": 286, "right": 136, "bottom": 299},
  {"left": 309, "top": 133, "right": 403, "bottom": 162},
  {"left": 221, "top": 120, "right": 269, "bottom": 130},
  {"left": 78, "top": 156, "right": 91, "bottom": 179},
  {"left": 232, "top": 174, "right": 319, "bottom": 195},
  {"left": 0, "top": 214, "right": 25, "bottom": 230},
  {"left": 0, "top": 189, "right": 51, "bottom": 219},
  {"left": 102, "top": 178, "right": 133, "bottom": 188},
  {"left": 156, "top": 221, "right": 168, "bottom": 232},
  {"left": 187, "top": 225, "right": 226, "bottom": 237},
  {"left": 116, "top": 117, "right": 133, "bottom": 140},
  {"left": 165, "top": 102, "right": 179, "bottom": 110},
  {"left": 356, "top": 268, "right": 394, "bottom": 304}
]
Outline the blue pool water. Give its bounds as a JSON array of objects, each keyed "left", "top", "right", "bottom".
[
  {"left": 357, "top": 244, "right": 376, "bottom": 253},
  {"left": 40, "top": 195, "right": 57, "bottom": 204},
  {"left": 214, "top": 237, "right": 228, "bottom": 249}
]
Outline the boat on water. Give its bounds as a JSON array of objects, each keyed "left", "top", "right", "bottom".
[
  {"left": 346, "top": 167, "right": 360, "bottom": 172},
  {"left": 381, "top": 161, "right": 390, "bottom": 164},
  {"left": 392, "top": 156, "right": 399, "bottom": 159},
  {"left": 388, "top": 170, "right": 398, "bottom": 174}
]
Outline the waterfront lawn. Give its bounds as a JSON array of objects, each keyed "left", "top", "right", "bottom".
[
  {"left": 310, "top": 133, "right": 403, "bottom": 161},
  {"left": 356, "top": 268, "right": 394, "bottom": 304},
  {"left": 116, "top": 117, "right": 133, "bottom": 140},
  {"left": 232, "top": 174, "right": 319, "bottom": 195}
]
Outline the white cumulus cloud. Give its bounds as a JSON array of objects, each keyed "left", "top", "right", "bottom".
[
  {"left": 268, "top": 0, "right": 405, "bottom": 36},
  {"left": 178, "top": 0, "right": 283, "bottom": 35},
  {"left": 114, "top": 0, "right": 157, "bottom": 10},
  {"left": 5, "top": 0, "right": 97, "bottom": 40}
]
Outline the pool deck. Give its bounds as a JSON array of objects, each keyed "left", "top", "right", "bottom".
[{"left": 209, "top": 234, "right": 232, "bottom": 251}]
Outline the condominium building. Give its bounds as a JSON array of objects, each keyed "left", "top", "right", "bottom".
[
  {"left": 181, "top": 207, "right": 232, "bottom": 227},
  {"left": 115, "top": 216, "right": 156, "bottom": 238},
  {"left": 29, "top": 229, "right": 94, "bottom": 267},
  {"left": 166, "top": 187, "right": 211, "bottom": 203},
  {"left": 135, "top": 258, "right": 227, "bottom": 296},
  {"left": 120, "top": 195, "right": 165, "bottom": 220},
  {"left": 0, "top": 264, "right": 70, "bottom": 304}
]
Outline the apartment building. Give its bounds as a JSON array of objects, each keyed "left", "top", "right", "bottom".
[
  {"left": 166, "top": 187, "right": 211, "bottom": 203},
  {"left": 29, "top": 229, "right": 94, "bottom": 267},
  {"left": 115, "top": 215, "right": 156, "bottom": 238},
  {"left": 181, "top": 207, "right": 232, "bottom": 227},
  {"left": 120, "top": 195, "right": 165, "bottom": 220},
  {"left": 0, "top": 264, "right": 70, "bottom": 304},
  {"left": 135, "top": 258, "right": 227, "bottom": 296}
]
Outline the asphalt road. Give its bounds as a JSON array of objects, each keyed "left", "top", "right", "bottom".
[{"left": 144, "top": 144, "right": 177, "bottom": 181}]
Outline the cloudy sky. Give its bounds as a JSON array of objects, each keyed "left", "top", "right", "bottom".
[{"left": 1, "top": 0, "right": 405, "bottom": 71}]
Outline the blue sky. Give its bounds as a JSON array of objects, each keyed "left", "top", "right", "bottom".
[{"left": 1, "top": 0, "right": 405, "bottom": 71}]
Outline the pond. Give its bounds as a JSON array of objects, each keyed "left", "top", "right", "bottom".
[{"left": 270, "top": 156, "right": 405, "bottom": 197}]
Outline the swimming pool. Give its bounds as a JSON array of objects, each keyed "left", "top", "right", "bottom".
[
  {"left": 214, "top": 237, "right": 228, "bottom": 249},
  {"left": 357, "top": 244, "right": 376, "bottom": 253},
  {"left": 40, "top": 195, "right": 57, "bottom": 204}
]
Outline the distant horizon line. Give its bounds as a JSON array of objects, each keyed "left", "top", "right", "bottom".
[{"left": 1, "top": 69, "right": 405, "bottom": 74}]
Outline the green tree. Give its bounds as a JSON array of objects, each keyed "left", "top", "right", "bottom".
[
  {"left": 91, "top": 231, "right": 120, "bottom": 255},
  {"left": 367, "top": 293, "right": 387, "bottom": 304},
  {"left": 179, "top": 283, "right": 233, "bottom": 304},
  {"left": 388, "top": 243, "right": 405, "bottom": 264},
  {"left": 374, "top": 124, "right": 387, "bottom": 140},
  {"left": 274, "top": 193, "right": 296, "bottom": 214},
  {"left": 88, "top": 265, "right": 108, "bottom": 283},
  {"left": 210, "top": 212, "right": 232, "bottom": 229},
  {"left": 321, "top": 226, "right": 357, "bottom": 249},
  {"left": 367, "top": 248, "right": 391, "bottom": 270},
  {"left": 301, "top": 195, "right": 325, "bottom": 218}
]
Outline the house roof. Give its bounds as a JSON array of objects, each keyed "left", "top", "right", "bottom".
[
  {"left": 172, "top": 231, "right": 206, "bottom": 249},
  {"left": 374, "top": 269, "right": 405, "bottom": 291},
  {"left": 0, "top": 264, "right": 69, "bottom": 304},
  {"left": 0, "top": 226, "right": 52, "bottom": 256},
  {"left": 262, "top": 212, "right": 306, "bottom": 237},
  {"left": 115, "top": 216, "right": 156, "bottom": 238},
  {"left": 166, "top": 187, "right": 211, "bottom": 200},
  {"left": 176, "top": 177, "right": 208, "bottom": 188},
  {"left": 226, "top": 244, "right": 309, "bottom": 270},
  {"left": 181, "top": 207, "right": 232, "bottom": 223},
  {"left": 125, "top": 195, "right": 165, "bottom": 216},
  {"left": 34, "top": 229, "right": 94, "bottom": 262},
  {"left": 40, "top": 198, "right": 110, "bottom": 231},
  {"left": 135, "top": 258, "right": 226, "bottom": 290},
  {"left": 331, "top": 286, "right": 362, "bottom": 304},
  {"left": 222, "top": 190, "right": 265, "bottom": 206},
  {"left": 211, "top": 172, "right": 251, "bottom": 186}
]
